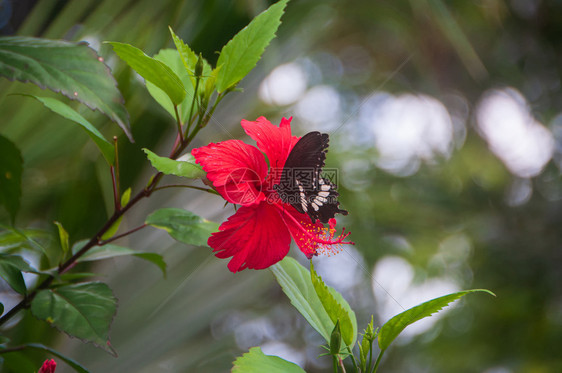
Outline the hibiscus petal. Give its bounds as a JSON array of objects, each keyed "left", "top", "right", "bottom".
[
  {"left": 279, "top": 205, "right": 324, "bottom": 259},
  {"left": 241, "top": 117, "right": 299, "bottom": 185},
  {"left": 209, "top": 203, "right": 291, "bottom": 272},
  {"left": 192, "top": 140, "right": 268, "bottom": 205}
]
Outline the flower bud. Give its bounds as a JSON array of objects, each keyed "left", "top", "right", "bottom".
[
  {"left": 330, "top": 320, "right": 342, "bottom": 355},
  {"left": 38, "top": 359, "right": 56, "bottom": 373},
  {"left": 195, "top": 53, "right": 204, "bottom": 78}
]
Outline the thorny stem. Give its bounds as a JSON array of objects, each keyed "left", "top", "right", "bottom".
[{"left": 0, "top": 89, "right": 229, "bottom": 327}]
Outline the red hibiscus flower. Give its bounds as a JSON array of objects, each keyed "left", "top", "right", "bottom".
[
  {"left": 192, "top": 116, "right": 352, "bottom": 272},
  {"left": 38, "top": 359, "right": 56, "bottom": 373}
]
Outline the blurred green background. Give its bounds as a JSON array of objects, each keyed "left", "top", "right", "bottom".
[{"left": 1, "top": 0, "right": 561, "bottom": 372}]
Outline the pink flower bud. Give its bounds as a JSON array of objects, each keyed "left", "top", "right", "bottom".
[{"left": 38, "top": 359, "right": 56, "bottom": 373}]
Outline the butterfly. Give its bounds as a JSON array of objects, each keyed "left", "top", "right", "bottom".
[{"left": 273, "top": 131, "right": 348, "bottom": 224}]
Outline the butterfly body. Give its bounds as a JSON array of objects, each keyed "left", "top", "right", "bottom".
[{"left": 274, "top": 131, "right": 348, "bottom": 223}]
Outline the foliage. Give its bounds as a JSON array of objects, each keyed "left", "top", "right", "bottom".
[{"left": 1, "top": 0, "right": 557, "bottom": 372}]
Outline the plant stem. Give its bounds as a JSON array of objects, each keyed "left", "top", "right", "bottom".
[
  {"left": 152, "top": 184, "right": 217, "bottom": 194},
  {"left": 367, "top": 340, "right": 373, "bottom": 373},
  {"left": 0, "top": 77, "right": 227, "bottom": 328},
  {"left": 338, "top": 356, "right": 347, "bottom": 373},
  {"left": 110, "top": 166, "right": 120, "bottom": 210},
  {"left": 114, "top": 136, "right": 121, "bottom": 199},
  {"left": 346, "top": 347, "right": 359, "bottom": 372},
  {"left": 173, "top": 104, "right": 184, "bottom": 145},
  {"left": 372, "top": 350, "right": 384, "bottom": 373},
  {"left": 333, "top": 356, "right": 339, "bottom": 373},
  {"left": 98, "top": 223, "right": 147, "bottom": 246},
  {"left": 185, "top": 78, "right": 200, "bottom": 137}
]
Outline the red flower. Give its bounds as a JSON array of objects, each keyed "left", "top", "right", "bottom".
[
  {"left": 38, "top": 359, "right": 56, "bottom": 373},
  {"left": 192, "top": 116, "right": 352, "bottom": 272}
]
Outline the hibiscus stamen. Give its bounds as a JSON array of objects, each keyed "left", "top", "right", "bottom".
[{"left": 276, "top": 204, "right": 354, "bottom": 257}]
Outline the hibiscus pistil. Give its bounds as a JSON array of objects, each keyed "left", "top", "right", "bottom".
[{"left": 275, "top": 204, "right": 353, "bottom": 258}]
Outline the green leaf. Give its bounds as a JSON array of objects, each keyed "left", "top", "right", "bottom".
[
  {"left": 311, "top": 262, "right": 357, "bottom": 348},
  {"left": 0, "top": 303, "right": 3, "bottom": 316},
  {"left": 108, "top": 42, "right": 185, "bottom": 105},
  {"left": 145, "top": 208, "right": 218, "bottom": 247},
  {"left": 215, "top": 0, "right": 288, "bottom": 93},
  {"left": 58, "top": 272, "right": 97, "bottom": 282},
  {"left": 0, "top": 253, "right": 40, "bottom": 294},
  {"left": 120, "top": 187, "right": 132, "bottom": 207},
  {"left": 145, "top": 48, "right": 194, "bottom": 122},
  {"left": 132, "top": 253, "right": 167, "bottom": 277},
  {"left": 0, "top": 262, "right": 26, "bottom": 295},
  {"left": 20, "top": 95, "right": 114, "bottom": 165},
  {"left": 54, "top": 221, "right": 70, "bottom": 255},
  {"left": 232, "top": 347, "right": 306, "bottom": 373},
  {"left": 31, "top": 282, "right": 117, "bottom": 353},
  {"left": 15, "top": 343, "right": 90, "bottom": 373},
  {"left": 0, "top": 36, "right": 131, "bottom": 140},
  {"left": 378, "top": 289, "right": 495, "bottom": 351},
  {"left": 72, "top": 240, "right": 166, "bottom": 276},
  {"left": 0, "top": 227, "right": 50, "bottom": 254},
  {"left": 270, "top": 257, "right": 334, "bottom": 343},
  {"left": 0, "top": 134, "right": 22, "bottom": 222},
  {"left": 143, "top": 148, "right": 204, "bottom": 179},
  {"left": 0, "top": 253, "right": 38, "bottom": 272},
  {"left": 168, "top": 28, "right": 212, "bottom": 93},
  {"left": 99, "top": 216, "right": 123, "bottom": 241}
]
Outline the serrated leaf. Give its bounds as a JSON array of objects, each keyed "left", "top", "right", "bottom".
[
  {"left": 71, "top": 240, "right": 166, "bottom": 276},
  {"left": 145, "top": 208, "right": 218, "bottom": 247},
  {"left": 0, "top": 36, "right": 131, "bottom": 140},
  {"left": 169, "top": 28, "right": 212, "bottom": 91},
  {"left": 18, "top": 343, "right": 90, "bottom": 373},
  {"left": 20, "top": 95, "right": 114, "bottom": 165},
  {"left": 215, "top": 0, "right": 288, "bottom": 93},
  {"left": 378, "top": 289, "right": 495, "bottom": 351},
  {"left": 108, "top": 42, "right": 185, "bottom": 105},
  {"left": 0, "top": 134, "right": 22, "bottom": 222},
  {"left": 31, "top": 282, "right": 117, "bottom": 353},
  {"left": 54, "top": 221, "right": 70, "bottom": 254},
  {"left": 232, "top": 347, "right": 306, "bottom": 373},
  {"left": 143, "top": 148, "right": 204, "bottom": 179},
  {"left": 311, "top": 262, "right": 357, "bottom": 348},
  {"left": 145, "top": 48, "right": 194, "bottom": 122},
  {"left": 270, "top": 257, "right": 334, "bottom": 343}
]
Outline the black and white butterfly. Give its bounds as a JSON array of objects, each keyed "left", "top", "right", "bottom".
[{"left": 273, "top": 131, "right": 348, "bottom": 224}]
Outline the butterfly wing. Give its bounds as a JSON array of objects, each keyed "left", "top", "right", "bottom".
[{"left": 274, "top": 132, "right": 348, "bottom": 223}]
